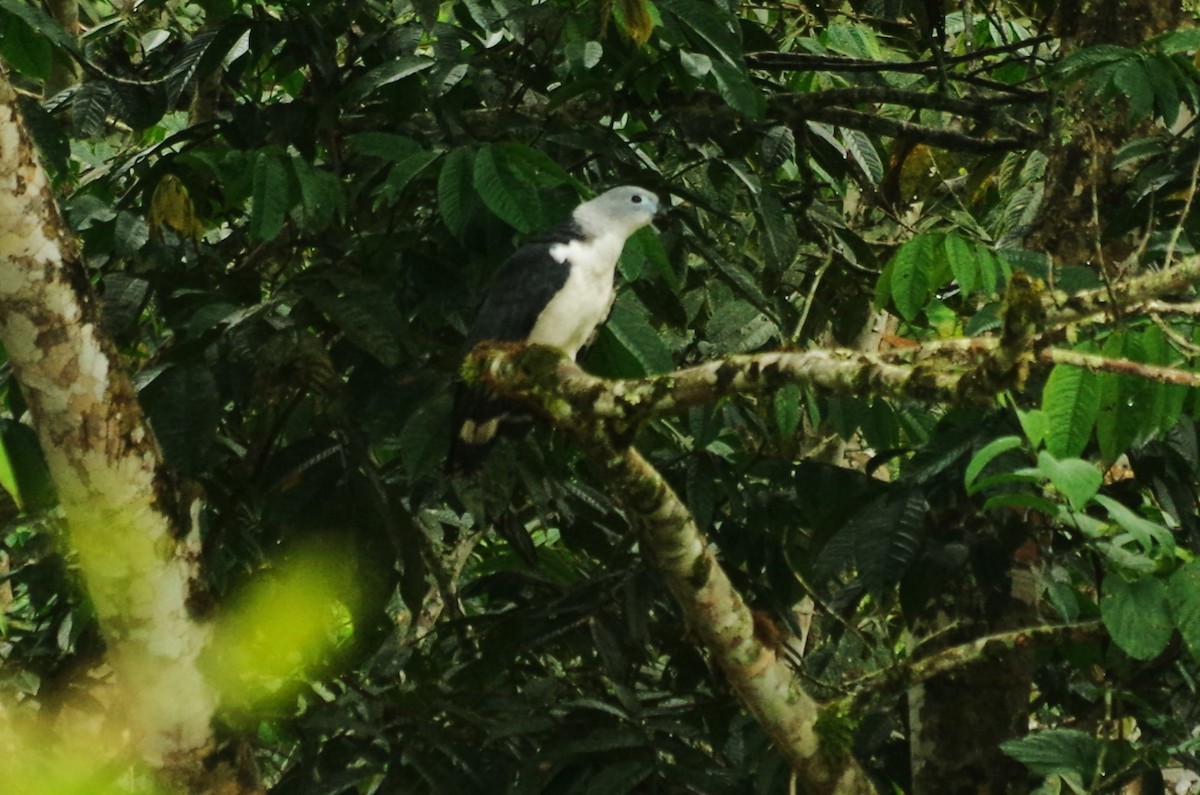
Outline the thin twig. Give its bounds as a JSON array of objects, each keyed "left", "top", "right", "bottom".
[
  {"left": 1165, "top": 150, "right": 1200, "bottom": 267},
  {"left": 791, "top": 249, "right": 833, "bottom": 343},
  {"left": 1043, "top": 347, "right": 1200, "bottom": 387}
]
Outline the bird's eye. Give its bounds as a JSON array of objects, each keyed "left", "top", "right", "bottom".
[{"left": 631, "top": 195, "right": 643, "bottom": 204}]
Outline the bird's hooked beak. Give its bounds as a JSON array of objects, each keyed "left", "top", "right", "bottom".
[{"left": 654, "top": 199, "right": 672, "bottom": 223}]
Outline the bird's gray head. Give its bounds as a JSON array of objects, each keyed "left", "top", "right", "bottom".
[{"left": 572, "top": 186, "right": 662, "bottom": 240}]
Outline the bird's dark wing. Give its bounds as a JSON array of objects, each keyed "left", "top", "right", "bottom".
[
  {"left": 466, "top": 242, "right": 571, "bottom": 344},
  {"left": 448, "top": 231, "right": 577, "bottom": 473}
]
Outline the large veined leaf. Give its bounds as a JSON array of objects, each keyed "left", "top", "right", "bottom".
[
  {"left": 1101, "top": 574, "right": 1172, "bottom": 660},
  {"left": 1154, "top": 28, "right": 1200, "bottom": 54},
  {"left": 814, "top": 488, "right": 927, "bottom": 592},
  {"left": 588, "top": 295, "right": 674, "bottom": 377},
  {"left": 250, "top": 151, "right": 290, "bottom": 241},
  {"left": 473, "top": 145, "right": 545, "bottom": 233},
  {"left": 1112, "top": 58, "right": 1155, "bottom": 121},
  {"left": 710, "top": 60, "right": 765, "bottom": 118},
  {"left": 755, "top": 185, "right": 798, "bottom": 271},
  {"left": 888, "top": 234, "right": 943, "bottom": 321},
  {"left": 774, "top": 383, "right": 802, "bottom": 440},
  {"left": 1041, "top": 363, "right": 1100, "bottom": 459},
  {"left": 1056, "top": 44, "right": 1136, "bottom": 79},
  {"left": 162, "top": 25, "right": 251, "bottom": 106},
  {"left": 291, "top": 156, "right": 345, "bottom": 232},
  {"left": 0, "top": 14, "right": 52, "bottom": 80},
  {"left": 139, "top": 363, "right": 222, "bottom": 476},
  {"left": 1095, "top": 328, "right": 1169, "bottom": 461},
  {"left": 399, "top": 394, "right": 453, "bottom": 477},
  {"left": 1143, "top": 55, "right": 1182, "bottom": 126},
  {"left": 302, "top": 274, "right": 404, "bottom": 367},
  {"left": 963, "top": 435, "right": 1024, "bottom": 493},
  {"left": 71, "top": 82, "right": 113, "bottom": 137},
  {"left": 0, "top": 419, "right": 55, "bottom": 512},
  {"left": 438, "top": 146, "right": 480, "bottom": 237},
  {"left": 346, "top": 133, "right": 426, "bottom": 161},
  {"left": 761, "top": 125, "right": 795, "bottom": 171},
  {"left": 342, "top": 55, "right": 434, "bottom": 104},
  {"left": 842, "top": 129, "right": 882, "bottom": 185},
  {"left": 1035, "top": 451, "right": 1102, "bottom": 512},
  {"left": 1001, "top": 728, "right": 1102, "bottom": 783},
  {"left": 0, "top": 0, "right": 80, "bottom": 55},
  {"left": 1168, "top": 561, "right": 1200, "bottom": 663},
  {"left": 943, "top": 234, "right": 977, "bottom": 295}
]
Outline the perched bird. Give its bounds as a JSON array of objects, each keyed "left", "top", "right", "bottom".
[{"left": 448, "top": 185, "right": 663, "bottom": 472}]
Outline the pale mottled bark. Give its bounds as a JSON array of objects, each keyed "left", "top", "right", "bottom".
[{"left": 0, "top": 67, "right": 218, "bottom": 773}]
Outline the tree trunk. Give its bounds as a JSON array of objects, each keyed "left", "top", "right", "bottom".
[{"left": 0, "top": 66, "right": 253, "bottom": 793}]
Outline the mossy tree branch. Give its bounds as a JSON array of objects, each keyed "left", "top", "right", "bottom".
[{"left": 460, "top": 262, "right": 1200, "bottom": 783}]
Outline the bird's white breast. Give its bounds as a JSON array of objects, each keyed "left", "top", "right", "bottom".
[{"left": 528, "top": 234, "right": 623, "bottom": 358}]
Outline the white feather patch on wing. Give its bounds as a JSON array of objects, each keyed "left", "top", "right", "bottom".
[
  {"left": 528, "top": 233, "right": 624, "bottom": 359},
  {"left": 459, "top": 417, "right": 502, "bottom": 444}
]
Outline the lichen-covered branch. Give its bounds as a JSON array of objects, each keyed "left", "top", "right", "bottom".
[
  {"left": 1044, "top": 253, "right": 1200, "bottom": 327},
  {"left": 0, "top": 67, "right": 224, "bottom": 786},
  {"left": 1043, "top": 348, "right": 1200, "bottom": 386},
  {"left": 844, "top": 622, "right": 1104, "bottom": 713}
]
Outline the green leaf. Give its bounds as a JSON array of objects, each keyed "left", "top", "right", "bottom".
[
  {"left": 343, "top": 55, "right": 435, "bottom": 103},
  {"left": 0, "top": 419, "right": 55, "bottom": 511},
  {"left": 1094, "top": 494, "right": 1175, "bottom": 556},
  {"left": 1015, "top": 405, "right": 1049, "bottom": 448},
  {"left": 139, "top": 363, "right": 222, "bottom": 476},
  {"left": 601, "top": 296, "right": 675, "bottom": 375},
  {"left": 842, "top": 129, "right": 882, "bottom": 185},
  {"left": 1113, "top": 136, "right": 1168, "bottom": 170},
  {"left": 438, "top": 147, "right": 479, "bottom": 237},
  {"left": 1143, "top": 55, "right": 1182, "bottom": 126},
  {"left": 679, "top": 50, "right": 712, "bottom": 78},
  {"left": 162, "top": 28, "right": 243, "bottom": 106},
  {"left": 1056, "top": 44, "right": 1136, "bottom": 79},
  {"left": 1041, "top": 363, "right": 1100, "bottom": 458},
  {"left": 291, "top": 156, "right": 344, "bottom": 232},
  {"left": 399, "top": 394, "right": 453, "bottom": 477},
  {"left": 964, "top": 435, "right": 1024, "bottom": 493},
  {"left": 1101, "top": 575, "right": 1173, "bottom": 660},
  {"left": 774, "top": 384, "right": 802, "bottom": 440},
  {"left": 0, "top": 0, "right": 81, "bottom": 54},
  {"left": 1154, "top": 28, "right": 1200, "bottom": 54},
  {"left": 889, "top": 235, "right": 940, "bottom": 321},
  {"left": 303, "top": 276, "right": 403, "bottom": 367},
  {"left": 0, "top": 15, "right": 53, "bottom": 80},
  {"left": 376, "top": 151, "right": 440, "bottom": 205},
  {"left": 661, "top": 0, "right": 743, "bottom": 67},
  {"left": 824, "top": 24, "right": 883, "bottom": 59},
  {"left": 1112, "top": 59, "right": 1154, "bottom": 121},
  {"left": 473, "top": 145, "right": 545, "bottom": 233},
  {"left": 709, "top": 60, "right": 765, "bottom": 118},
  {"left": 1035, "top": 451, "right": 1102, "bottom": 512},
  {"left": 706, "top": 298, "right": 778, "bottom": 354},
  {"left": 250, "top": 151, "right": 290, "bottom": 242},
  {"left": 1001, "top": 728, "right": 1101, "bottom": 781},
  {"left": 761, "top": 125, "right": 795, "bottom": 171},
  {"left": 1095, "top": 332, "right": 1142, "bottom": 461},
  {"left": 944, "top": 234, "right": 977, "bottom": 295},
  {"left": 1168, "top": 561, "right": 1200, "bottom": 662},
  {"left": 71, "top": 82, "right": 113, "bottom": 137},
  {"left": 755, "top": 184, "right": 798, "bottom": 270},
  {"left": 346, "top": 133, "right": 425, "bottom": 161},
  {"left": 853, "top": 488, "right": 928, "bottom": 593}
]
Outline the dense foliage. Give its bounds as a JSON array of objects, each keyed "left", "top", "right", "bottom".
[{"left": 5, "top": 0, "right": 1200, "bottom": 791}]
